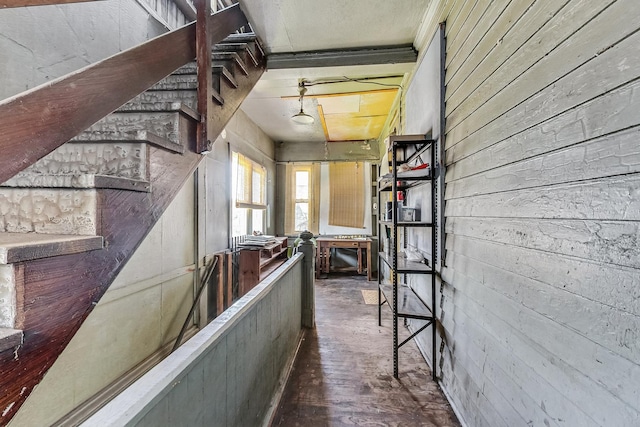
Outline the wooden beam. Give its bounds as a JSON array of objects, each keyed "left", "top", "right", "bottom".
[
  {"left": 195, "top": 0, "right": 213, "bottom": 153},
  {"left": 215, "top": 254, "right": 225, "bottom": 316},
  {"left": 317, "top": 104, "right": 331, "bottom": 141},
  {"left": 267, "top": 45, "right": 418, "bottom": 69},
  {"left": 225, "top": 252, "right": 233, "bottom": 308},
  {"left": 276, "top": 140, "right": 380, "bottom": 162},
  {"left": 0, "top": 4, "right": 248, "bottom": 184}
]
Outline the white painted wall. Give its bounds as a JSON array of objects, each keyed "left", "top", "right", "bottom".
[
  {"left": 0, "top": 0, "right": 184, "bottom": 101},
  {"left": 404, "top": 0, "right": 640, "bottom": 426}
]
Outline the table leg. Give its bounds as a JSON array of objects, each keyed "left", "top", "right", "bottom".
[
  {"left": 367, "top": 242, "right": 372, "bottom": 281},
  {"left": 326, "top": 247, "right": 331, "bottom": 274}
]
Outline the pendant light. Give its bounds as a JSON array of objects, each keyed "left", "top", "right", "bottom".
[{"left": 291, "top": 82, "right": 315, "bottom": 124}]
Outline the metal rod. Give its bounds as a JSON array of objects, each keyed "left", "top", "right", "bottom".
[
  {"left": 392, "top": 139, "right": 399, "bottom": 379},
  {"left": 399, "top": 321, "right": 432, "bottom": 348},
  {"left": 172, "top": 256, "right": 219, "bottom": 353}
]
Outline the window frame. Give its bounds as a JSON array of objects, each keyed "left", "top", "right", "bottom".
[
  {"left": 231, "top": 152, "right": 267, "bottom": 236},
  {"left": 285, "top": 163, "right": 319, "bottom": 235}
]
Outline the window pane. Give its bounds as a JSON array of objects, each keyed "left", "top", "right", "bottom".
[
  {"left": 234, "top": 152, "right": 266, "bottom": 208},
  {"left": 295, "top": 171, "right": 309, "bottom": 199},
  {"left": 231, "top": 152, "right": 239, "bottom": 201},
  {"left": 295, "top": 202, "right": 308, "bottom": 231},
  {"left": 252, "top": 168, "right": 264, "bottom": 204},
  {"left": 252, "top": 209, "right": 264, "bottom": 234},
  {"left": 236, "top": 161, "right": 249, "bottom": 204},
  {"left": 232, "top": 207, "right": 248, "bottom": 237}
]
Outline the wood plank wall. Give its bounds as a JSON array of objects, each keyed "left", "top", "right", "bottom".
[
  {"left": 83, "top": 256, "right": 304, "bottom": 426},
  {"left": 412, "top": 1, "right": 640, "bottom": 426}
]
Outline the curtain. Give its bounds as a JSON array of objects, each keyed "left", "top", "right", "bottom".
[{"left": 328, "top": 162, "right": 365, "bottom": 228}]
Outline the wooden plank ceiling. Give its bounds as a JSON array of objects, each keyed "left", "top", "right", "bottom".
[{"left": 316, "top": 89, "right": 399, "bottom": 141}]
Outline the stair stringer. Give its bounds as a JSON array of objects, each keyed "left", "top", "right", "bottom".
[{"left": 0, "top": 49, "right": 266, "bottom": 424}]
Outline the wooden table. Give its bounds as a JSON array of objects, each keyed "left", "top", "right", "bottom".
[{"left": 315, "top": 237, "right": 373, "bottom": 281}]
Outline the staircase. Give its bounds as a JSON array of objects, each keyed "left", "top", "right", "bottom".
[{"left": 0, "top": 32, "right": 265, "bottom": 422}]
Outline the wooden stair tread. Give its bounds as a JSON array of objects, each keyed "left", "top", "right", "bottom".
[
  {"left": 166, "top": 64, "right": 238, "bottom": 90},
  {"left": 2, "top": 174, "right": 151, "bottom": 192},
  {"left": 116, "top": 100, "right": 199, "bottom": 119},
  {"left": 222, "top": 33, "right": 259, "bottom": 43},
  {"left": 0, "top": 328, "right": 22, "bottom": 353},
  {"left": 212, "top": 65, "right": 238, "bottom": 88},
  {"left": 221, "top": 33, "right": 265, "bottom": 58},
  {"left": 211, "top": 89, "right": 224, "bottom": 106},
  {"left": 0, "top": 233, "right": 103, "bottom": 264},
  {"left": 213, "top": 43, "right": 259, "bottom": 66},
  {"left": 120, "top": 90, "right": 197, "bottom": 112},
  {"left": 71, "top": 129, "right": 187, "bottom": 152},
  {"left": 211, "top": 52, "right": 249, "bottom": 75}
]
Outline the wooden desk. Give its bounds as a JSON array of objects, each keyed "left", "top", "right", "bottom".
[{"left": 315, "top": 237, "right": 372, "bottom": 281}]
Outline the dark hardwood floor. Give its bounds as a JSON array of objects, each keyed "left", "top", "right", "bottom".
[{"left": 271, "top": 273, "right": 460, "bottom": 427}]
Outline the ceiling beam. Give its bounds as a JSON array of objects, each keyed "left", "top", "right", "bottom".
[
  {"left": 267, "top": 45, "right": 417, "bottom": 69},
  {"left": 276, "top": 140, "right": 380, "bottom": 162}
]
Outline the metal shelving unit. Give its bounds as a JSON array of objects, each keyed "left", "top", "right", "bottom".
[{"left": 377, "top": 134, "right": 437, "bottom": 380}]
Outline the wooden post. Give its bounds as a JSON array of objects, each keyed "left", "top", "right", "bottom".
[
  {"left": 215, "top": 254, "right": 225, "bottom": 317},
  {"left": 298, "top": 231, "right": 316, "bottom": 328},
  {"left": 225, "top": 252, "right": 233, "bottom": 308},
  {"left": 195, "top": 0, "right": 213, "bottom": 153}
]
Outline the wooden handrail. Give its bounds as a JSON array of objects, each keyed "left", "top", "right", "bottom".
[{"left": 0, "top": 3, "right": 248, "bottom": 184}]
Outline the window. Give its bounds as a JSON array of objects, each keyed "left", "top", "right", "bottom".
[
  {"left": 295, "top": 169, "right": 310, "bottom": 231},
  {"left": 232, "top": 152, "right": 267, "bottom": 236},
  {"left": 285, "top": 164, "right": 319, "bottom": 234},
  {"left": 284, "top": 162, "right": 371, "bottom": 235}
]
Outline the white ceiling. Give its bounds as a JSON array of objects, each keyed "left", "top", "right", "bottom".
[
  {"left": 240, "top": 0, "right": 428, "bottom": 53},
  {"left": 237, "top": 0, "right": 431, "bottom": 144}
]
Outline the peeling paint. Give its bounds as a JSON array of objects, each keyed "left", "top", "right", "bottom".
[
  {"left": 2, "top": 402, "right": 15, "bottom": 417},
  {"left": 0, "top": 189, "right": 98, "bottom": 235}
]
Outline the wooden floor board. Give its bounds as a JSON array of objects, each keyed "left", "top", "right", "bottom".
[{"left": 271, "top": 274, "right": 460, "bottom": 427}]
